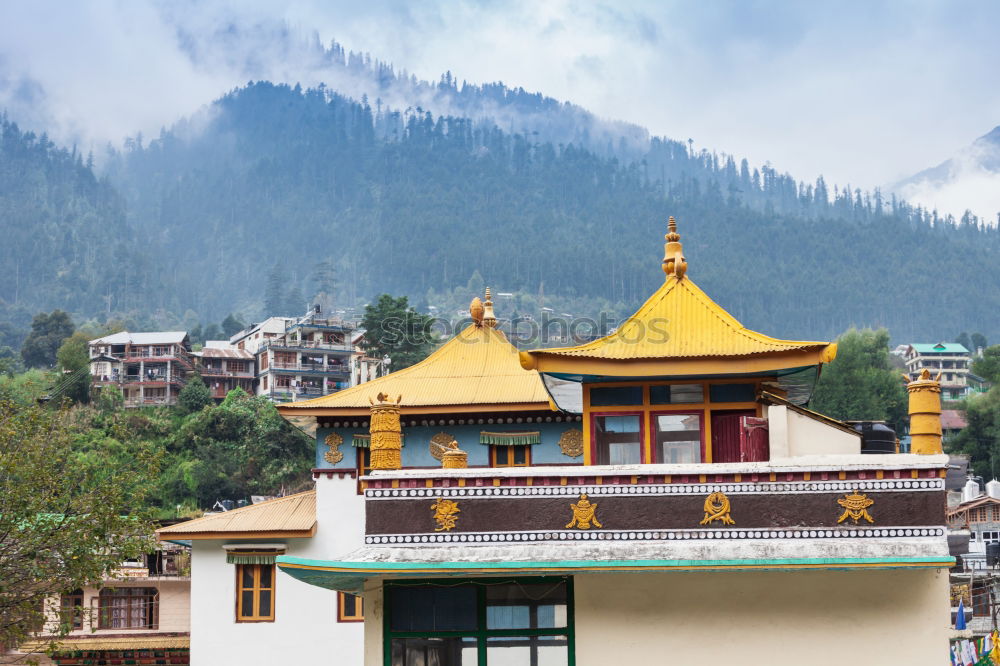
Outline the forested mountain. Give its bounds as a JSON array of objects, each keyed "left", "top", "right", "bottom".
[{"left": 3, "top": 79, "right": 1000, "bottom": 346}]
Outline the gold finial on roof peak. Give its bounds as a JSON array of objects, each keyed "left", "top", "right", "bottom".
[
  {"left": 470, "top": 297, "right": 484, "bottom": 326},
  {"left": 662, "top": 216, "right": 687, "bottom": 279},
  {"left": 482, "top": 287, "right": 497, "bottom": 328}
]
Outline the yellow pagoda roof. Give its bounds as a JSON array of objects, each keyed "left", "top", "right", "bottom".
[
  {"left": 279, "top": 291, "right": 552, "bottom": 415},
  {"left": 520, "top": 217, "right": 836, "bottom": 378}
]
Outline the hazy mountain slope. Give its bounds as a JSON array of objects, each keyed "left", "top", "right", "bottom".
[{"left": 98, "top": 82, "right": 1000, "bottom": 342}]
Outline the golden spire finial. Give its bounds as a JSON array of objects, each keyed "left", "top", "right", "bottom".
[
  {"left": 482, "top": 287, "right": 497, "bottom": 328},
  {"left": 661, "top": 216, "right": 687, "bottom": 279},
  {"left": 470, "top": 296, "right": 484, "bottom": 326}
]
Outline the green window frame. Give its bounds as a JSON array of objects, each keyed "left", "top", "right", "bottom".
[{"left": 383, "top": 577, "right": 575, "bottom": 666}]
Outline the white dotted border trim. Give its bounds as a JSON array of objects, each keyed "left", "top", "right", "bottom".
[
  {"left": 365, "top": 526, "right": 946, "bottom": 545},
  {"left": 366, "top": 478, "right": 944, "bottom": 500}
]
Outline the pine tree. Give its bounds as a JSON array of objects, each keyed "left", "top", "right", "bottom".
[{"left": 264, "top": 265, "right": 284, "bottom": 316}]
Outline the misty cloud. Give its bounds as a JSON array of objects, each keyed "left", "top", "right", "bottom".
[{"left": 1, "top": 0, "right": 999, "bottom": 220}]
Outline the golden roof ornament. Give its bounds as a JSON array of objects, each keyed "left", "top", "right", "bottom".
[
  {"left": 661, "top": 216, "right": 687, "bottom": 279},
  {"left": 482, "top": 287, "right": 498, "bottom": 328},
  {"left": 470, "top": 297, "right": 485, "bottom": 326}
]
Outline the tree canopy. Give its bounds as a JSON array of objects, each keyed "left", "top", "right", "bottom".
[
  {"left": 20, "top": 310, "right": 74, "bottom": 368},
  {"left": 360, "top": 294, "right": 437, "bottom": 372}
]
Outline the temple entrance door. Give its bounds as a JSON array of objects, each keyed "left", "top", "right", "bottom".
[{"left": 711, "top": 411, "right": 755, "bottom": 463}]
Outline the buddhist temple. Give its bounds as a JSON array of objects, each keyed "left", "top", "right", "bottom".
[{"left": 161, "top": 217, "right": 953, "bottom": 666}]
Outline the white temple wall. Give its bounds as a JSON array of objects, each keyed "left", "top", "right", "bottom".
[
  {"left": 574, "top": 568, "right": 949, "bottom": 665},
  {"left": 766, "top": 404, "right": 861, "bottom": 458}
]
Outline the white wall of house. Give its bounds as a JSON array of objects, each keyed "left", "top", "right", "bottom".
[
  {"left": 573, "top": 568, "right": 949, "bottom": 665},
  {"left": 188, "top": 477, "right": 365, "bottom": 666},
  {"left": 766, "top": 404, "right": 861, "bottom": 458}
]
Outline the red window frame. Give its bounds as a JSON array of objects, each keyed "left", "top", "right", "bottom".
[
  {"left": 648, "top": 410, "right": 705, "bottom": 464},
  {"left": 589, "top": 411, "right": 647, "bottom": 465}
]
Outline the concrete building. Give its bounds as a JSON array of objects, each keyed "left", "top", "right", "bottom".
[
  {"left": 904, "top": 342, "right": 973, "bottom": 400},
  {"left": 230, "top": 309, "right": 355, "bottom": 403},
  {"left": 8, "top": 545, "right": 191, "bottom": 665},
  {"left": 89, "top": 332, "right": 193, "bottom": 407},
  {"left": 162, "top": 217, "right": 954, "bottom": 665},
  {"left": 194, "top": 342, "right": 255, "bottom": 401}
]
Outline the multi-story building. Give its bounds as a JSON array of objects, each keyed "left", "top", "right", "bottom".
[
  {"left": 162, "top": 217, "right": 954, "bottom": 665},
  {"left": 89, "top": 332, "right": 193, "bottom": 407},
  {"left": 904, "top": 342, "right": 972, "bottom": 400},
  {"left": 230, "top": 309, "right": 356, "bottom": 403},
  {"left": 7, "top": 544, "right": 191, "bottom": 665},
  {"left": 194, "top": 342, "right": 255, "bottom": 401}
]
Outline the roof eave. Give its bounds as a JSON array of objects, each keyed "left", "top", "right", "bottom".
[
  {"left": 519, "top": 346, "right": 835, "bottom": 378},
  {"left": 156, "top": 524, "right": 316, "bottom": 541},
  {"left": 278, "top": 402, "right": 555, "bottom": 417}
]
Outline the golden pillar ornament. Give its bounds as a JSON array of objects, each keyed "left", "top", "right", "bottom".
[
  {"left": 905, "top": 369, "right": 943, "bottom": 455},
  {"left": 369, "top": 392, "right": 403, "bottom": 470},
  {"left": 441, "top": 448, "right": 468, "bottom": 469}
]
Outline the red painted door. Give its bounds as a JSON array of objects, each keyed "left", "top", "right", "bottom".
[{"left": 711, "top": 411, "right": 753, "bottom": 463}]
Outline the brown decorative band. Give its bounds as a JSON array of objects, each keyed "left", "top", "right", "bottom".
[{"left": 365, "top": 489, "right": 945, "bottom": 535}]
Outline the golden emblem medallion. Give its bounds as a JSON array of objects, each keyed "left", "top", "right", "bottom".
[
  {"left": 558, "top": 429, "right": 584, "bottom": 458},
  {"left": 699, "top": 491, "right": 735, "bottom": 526},
  {"left": 324, "top": 432, "right": 344, "bottom": 464},
  {"left": 431, "top": 497, "right": 461, "bottom": 531},
  {"left": 836, "top": 490, "right": 875, "bottom": 524},
  {"left": 429, "top": 432, "right": 458, "bottom": 461},
  {"left": 566, "top": 493, "right": 602, "bottom": 529}
]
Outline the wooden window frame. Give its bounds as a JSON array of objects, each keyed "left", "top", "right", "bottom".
[
  {"left": 60, "top": 589, "right": 84, "bottom": 631},
  {"left": 584, "top": 380, "right": 763, "bottom": 465},
  {"left": 490, "top": 445, "right": 531, "bottom": 468},
  {"left": 235, "top": 563, "right": 275, "bottom": 623},
  {"left": 648, "top": 410, "right": 705, "bottom": 464},
  {"left": 338, "top": 592, "right": 364, "bottom": 622},
  {"left": 96, "top": 587, "right": 158, "bottom": 630}
]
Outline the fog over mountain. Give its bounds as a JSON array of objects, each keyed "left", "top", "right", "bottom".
[{"left": 895, "top": 126, "right": 1000, "bottom": 225}]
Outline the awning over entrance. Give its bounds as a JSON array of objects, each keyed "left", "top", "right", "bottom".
[{"left": 277, "top": 540, "right": 954, "bottom": 595}]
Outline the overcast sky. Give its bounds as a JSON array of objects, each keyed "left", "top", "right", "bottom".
[{"left": 2, "top": 0, "right": 999, "bottom": 214}]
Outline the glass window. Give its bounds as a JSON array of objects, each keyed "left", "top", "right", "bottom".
[
  {"left": 389, "top": 586, "right": 478, "bottom": 632},
  {"left": 338, "top": 592, "right": 364, "bottom": 622},
  {"left": 60, "top": 589, "right": 84, "bottom": 631},
  {"left": 590, "top": 386, "right": 642, "bottom": 406},
  {"left": 387, "top": 580, "right": 571, "bottom": 666},
  {"left": 709, "top": 383, "right": 756, "bottom": 403},
  {"left": 649, "top": 384, "right": 703, "bottom": 404},
  {"left": 594, "top": 414, "right": 642, "bottom": 465},
  {"left": 487, "top": 636, "right": 569, "bottom": 665},
  {"left": 98, "top": 588, "right": 158, "bottom": 629},
  {"left": 492, "top": 445, "right": 530, "bottom": 467},
  {"left": 236, "top": 564, "right": 275, "bottom": 622},
  {"left": 653, "top": 413, "right": 702, "bottom": 464}
]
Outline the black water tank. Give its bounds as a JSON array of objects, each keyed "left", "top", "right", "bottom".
[
  {"left": 850, "top": 421, "right": 897, "bottom": 454},
  {"left": 988, "top": 543, "right": 1000, "bottom": 567}
]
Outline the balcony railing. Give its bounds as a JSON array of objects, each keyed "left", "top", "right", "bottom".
[
  {"left": 259, "top": 338, "right": 353, "bottom": 353},
  {"left": 200, "top": 368, "right": 255, "bottom": 377},
  {"left": 270, "top": 362, "right": 350, "bottom": 373}
]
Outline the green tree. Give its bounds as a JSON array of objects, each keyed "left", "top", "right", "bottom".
[
  {"left": 972, "top": 345, "right": 1000, "bottom": 384},
  {"left": 360, "top": 294, "right": 438, "bottom": 372},
  {"left": 810, "top": 328, "right": 908, "bottom": 432},
  {"left": 957, "top": 332, "right": 973, "bottom": 351},
  {"left": 311, "top": 260, "right": 336, "bottom": 313},
  {"left": 178, "top": 374, "right": 213, "bottom": 414},
  {"left": 20, "top": 311, "right": 74, "bottom": 368},
  {"left": 953, "top": 388, "right": 1000, "bottom": 479},
  {"left": 54, "top": 331, "right": 91, "bottom": 404},
  {"left": 202, "top": 323, "right": 223, "bottom": 341},
  {"left": 285, "top": 285, "right": 305, "bottom": 318},
  {"left": 972, "top": 333, "right": 989, "bottom": 353},
  {"left": 0, "top": 399, "right": 156, "bottom": 648},
  {"left": 221, "top": 314, "right": 245, "bottom": 338}
]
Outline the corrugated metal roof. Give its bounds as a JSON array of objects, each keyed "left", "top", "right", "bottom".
[
  {"left": 157, "top": 491, "right": 315, "bottom": 538},
  {"left": 525, "top": 275, "right": 831, "bottom": 361},
  {"left": 198, "top": 347, "right": 254, "bottom": 359},
  {"left": 941, "top": 409, "right": 968, "bottom": 430},
  {"left": 90, "top": 331, "right": 188, "bottom": 345},
  {"left": 280, "top": 324, "right": 551, "bottom": 411},
  {"left": 20, "top": 635, "right": 190, "bottom": 651},
  {"left": 910, "top": 343, "right": 970, "bottom": 354}
]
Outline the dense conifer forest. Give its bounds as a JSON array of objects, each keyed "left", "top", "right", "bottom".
[{"left": 3, "top": 72, "right": 1000, "bottom": 347}]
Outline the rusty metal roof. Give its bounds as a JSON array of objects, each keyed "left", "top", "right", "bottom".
[
  {"left": 197, "top": 346, "right": 254, "bottom": 359},
  {"left": 279, "top": 324, "right": 551, "bottom": 413},
  {"left": 157, "top": 491, "right": 315, "bottom": 539},
  {"left": 20, "top": 635, "right": 190, "bottom": 652}
]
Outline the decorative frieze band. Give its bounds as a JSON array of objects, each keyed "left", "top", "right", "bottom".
[
  {"left": 365, "top": 525, "right": 946, "bottom": 546},
  {"left": 366, "top": 478, "right": 945, "bottom": 500}
]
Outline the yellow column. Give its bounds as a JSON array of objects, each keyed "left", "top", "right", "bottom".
[
  {"left": 906, "top": 370, "right": 942, "bottom": 455},
  {"left": 369, "top": 392, "right": 403, "bottom": 470}
]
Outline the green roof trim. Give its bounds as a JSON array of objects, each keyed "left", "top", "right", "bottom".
[{"left": 276, "top": 554, "right": 954, "bottom": 594}]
